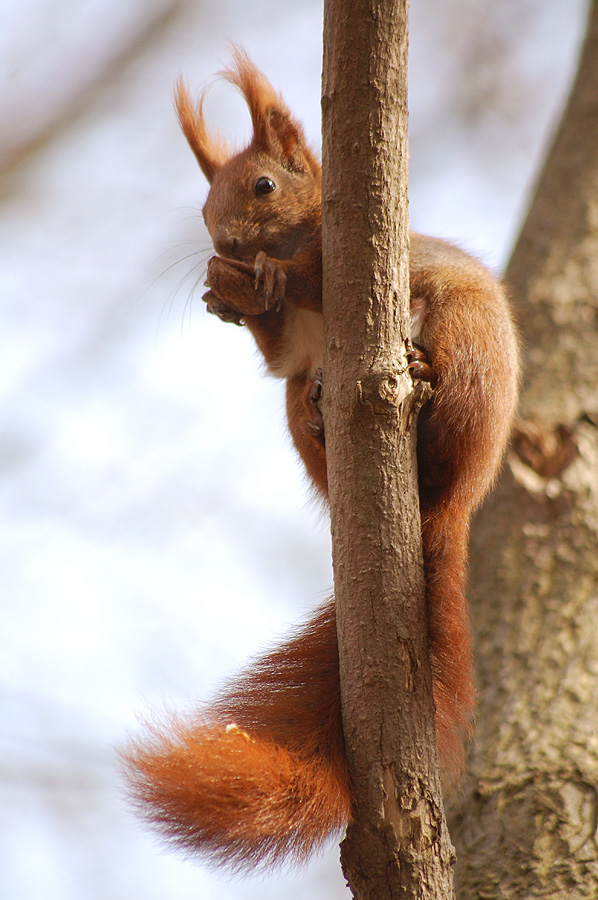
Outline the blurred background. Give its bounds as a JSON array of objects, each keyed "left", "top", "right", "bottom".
[{"left": 0, "top": 0, "right": 588, "bottom": 897}]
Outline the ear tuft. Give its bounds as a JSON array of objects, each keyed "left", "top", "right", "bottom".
[
  {"left": 175, "top": 78, "right": 230, "bottom": 183},
  {"left": 222, "top": 46, "right": 318, "bottom": 175}
]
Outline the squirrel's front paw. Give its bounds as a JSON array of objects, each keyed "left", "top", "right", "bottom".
[
  {"left": 253, "top": 251, "right": 286, "bottom": 311},
  {"left": 304, "top": 369, "right": 325, "bottom": 446},
  {"left": 406, "top": 340, "right": 437, "bottom": 388}
]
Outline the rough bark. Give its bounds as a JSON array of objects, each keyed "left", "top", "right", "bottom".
[
  {"left": 449, "top": 1, "right": 598, "bottom": 896},
  {"left": 321, "top": 1, "right": 455, "bottom": 897}
]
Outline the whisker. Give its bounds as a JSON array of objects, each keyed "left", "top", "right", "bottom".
[
  {"left": 157, "top": 239, "right": 212, "bottom": 253},
  {"left": 130, "top": 209, "right": 216, "bottom": 331},
  {"left": 129, "top": 248, "right": 205, "bottom": 316},
  {"left": 156, "top": 248, "right": 206, "bottom": 273},
  {"left": 157, "top": 249, "right": 214, "bottom": 333},
  {"left": 180, "top": 269, "right": 211, "bottom": 333},
  {"left": 161, "top": 206, "right": 204, "bottom": 221}
]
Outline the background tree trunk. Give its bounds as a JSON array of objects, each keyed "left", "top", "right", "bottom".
[
  {"left": 449, "top": 1, "right": 598, "bottom": 896},
  {"left": 321, "top": 1, "right": 455, "bottom": 897}
]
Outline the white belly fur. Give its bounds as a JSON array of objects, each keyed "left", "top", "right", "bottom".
[
  {"left": 410, "top": 296, "right": 426, "bottom": 343},
  {"left": 271, "top": 307, "right": 324, "bottom": 378},
  {"left": 270, "top": 299, "right": 425, "bottom": 379}
]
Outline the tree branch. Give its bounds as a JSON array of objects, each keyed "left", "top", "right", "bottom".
[{"left": 321, "top": 1, "right": 455, "bottom": 896}]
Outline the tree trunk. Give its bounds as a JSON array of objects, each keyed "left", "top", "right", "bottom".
[
  {"left": 450, "top": 1, "right": 598, "bottom": 896},
  {"left": 321, "top": 1, "right": 455, "bottom": 897}
]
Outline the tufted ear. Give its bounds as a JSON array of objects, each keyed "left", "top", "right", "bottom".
[
  {"left": 222, "top": 46, "right": 319, "bottom": 176},
  {"left": 175, "top": 79, "right": 230, "bottom": 184}
]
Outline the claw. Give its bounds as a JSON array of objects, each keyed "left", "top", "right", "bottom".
[
  {"left": 254, "top": 250, "right": 266, "bottom": 291},
  {"left": 406, "top": 340, "right": 436, "bottom": 386},
  {"left": 273, "top": 267, "right": 287, "bottom": 307},
  {"left": 253, "top": 251, "right": 286, "bottom": 312},
  {"left": 310, "top": 368, "right": 323, "bottom": 403},
  {"left": 304, "top": 369, "right": 325, "bottom": 446},
  {"left": 263, "top": 260, "right": 275, "bottom": 308}
]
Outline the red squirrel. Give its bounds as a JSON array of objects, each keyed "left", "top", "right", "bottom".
[{"left": 124, "top": 49, "right": 520, "bottom": 870}]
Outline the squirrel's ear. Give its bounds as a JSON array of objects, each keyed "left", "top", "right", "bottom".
[
  {"left": 224, "top": 48, "right": 317, "bottom": 175},
  {"left": 264, "top": 108, "right": 311, "bottom": 174},
  {"left": 175, "top": 80, "right": 229, "bottom": 184}
]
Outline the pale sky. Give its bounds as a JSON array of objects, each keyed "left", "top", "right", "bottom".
[{"left": 0, "top": 1, "right": 587, "bottom": 898}]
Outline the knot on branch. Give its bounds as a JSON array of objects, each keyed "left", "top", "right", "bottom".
[
  {"left": 358, "top": 367, "right": 410, "bottom": 412},
  {"left": 357, "top": 366, "right": 433, "bottom": 428}
]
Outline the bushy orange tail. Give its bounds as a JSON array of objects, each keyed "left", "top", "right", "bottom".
[
  {"left": 124, "top": 582, "right": 471, "bottom": 869},
  {"left": 123, "top": 604, "right": 351, "bottom": 869}
]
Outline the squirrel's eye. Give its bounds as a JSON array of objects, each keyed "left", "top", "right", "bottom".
[{"left": 255, "top": 176, "right": 276, "bottom": 197}]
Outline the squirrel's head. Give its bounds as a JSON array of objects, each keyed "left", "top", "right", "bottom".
[{"left": 176, "top": 48, "right": 321, "bottom": 263}]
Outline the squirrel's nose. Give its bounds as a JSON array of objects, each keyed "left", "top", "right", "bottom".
[{"left": 213, "top": 235, "right": 239, "bottom": 259}]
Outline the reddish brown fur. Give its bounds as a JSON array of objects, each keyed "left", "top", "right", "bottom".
[
  {"left": 124, "top": 606, "right": 351, "bottom": 868},
  {"left": 125, "top": 50, "right": 520, "bottom": 870},
  {"left": 175, "top": 80, "right": 230, "bottom": 182}
]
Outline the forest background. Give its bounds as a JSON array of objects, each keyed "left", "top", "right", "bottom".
[{"left": 0, "top": 1, "right": 588, "bottom": 898}]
